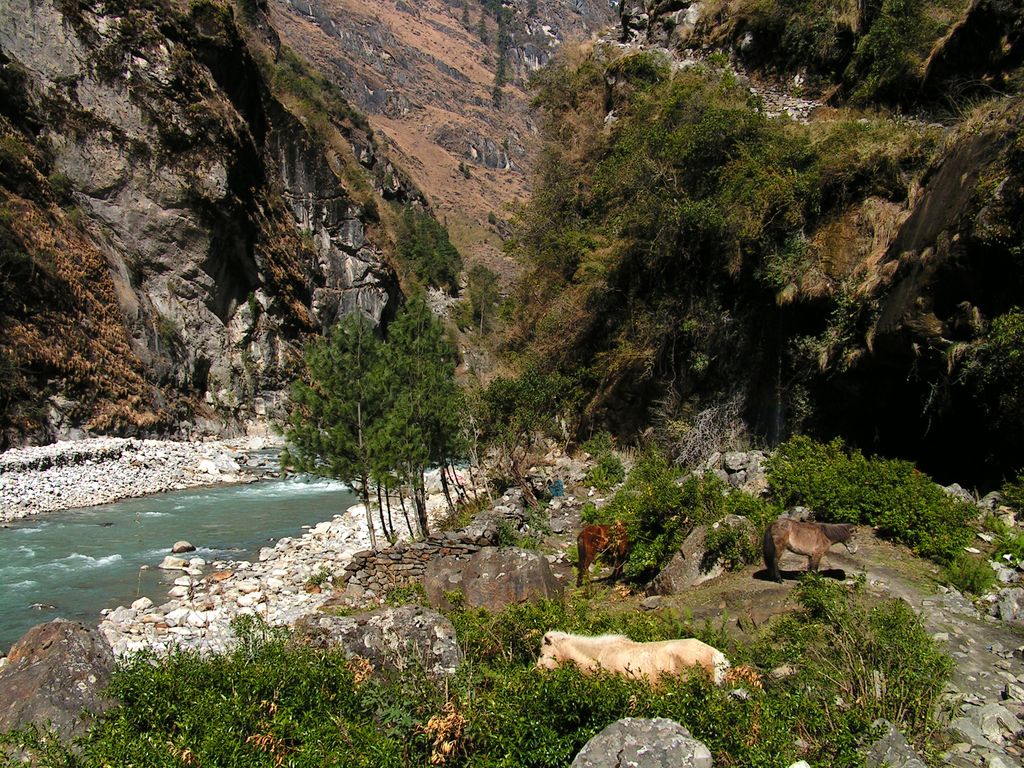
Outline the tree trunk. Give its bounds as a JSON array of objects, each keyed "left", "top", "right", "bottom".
[
  {"left": 439, "top": 465, "right": 456, "bottom": 514},
  {"left": 414, "top": 470, "right": 429, "bottom": 537},
  {"left": 398, "top": 486, "right": 415, "bottom": 539},
  {"left": 384, "top": 481, "right": 396, "bottom": 540},
  {"left": 376, "top": 483, "right": 393, "bottom": 543},
  {"left": 360, "top": 475, "right": 378, "bottom": 549},
  {"left": 447, "top": 460, "right": 468, "bottom": 501}
]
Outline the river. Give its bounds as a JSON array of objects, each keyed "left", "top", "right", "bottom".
[{"left": 0, "top": 476, "right": 356, "bottom": 650}]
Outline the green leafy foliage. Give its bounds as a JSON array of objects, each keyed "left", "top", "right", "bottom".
[
  {"left": 508, "top": 48, "right": 936, "bottom": 429},
  {"left": 455, "top": 264, "right": 501, "bottom": 334},
  {"left": 588, "top": 452, "right": 780, "bottom": 582},
  {"left": 396, "top": 207, "right": 463, "bottom": 294},
  {"left": 284, "top": 294, "right": 464, "bottom": 540},
  {"left": 283, "top": 312, "right": 385, "bottom": 506},
  {"left": 1001, "top": 469, "right": 1024, "bottom": 512},
  {"left": 703, "top": 519, "right": 760, "bottom": 572},
  {"left": 972, "top": 308, "right": 1024, "bottom": 433},
  {"left": 581, "top": 433, "right": 625, "bottom": 491},
  {"left": 765, "top": 436, "right": 975, "bottom": 563},
  {"left": 738, "top": 0, "right": 858, "bottom": 77},
  {"left": 844, "top": 0, "right": 942, "bottom": 104},
  {"left": 479, "top": 366, "right": 582, "bottom": 501},
  {"left": 383, "top": 582, "right": 429, "bottom": 607},
  {"left": 1, "top": 587, "right": 951, "bottom": 767},
  {"left": 736, "top": 0, "right": 967, "bottom": 104},
  {"left": 942, "top": 554, "right": 997, "bottom": 595},
  {"left": 754, "top": 575, "right": 952, "bottom": 747}
]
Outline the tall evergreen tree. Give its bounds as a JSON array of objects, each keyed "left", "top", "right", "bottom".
[
  {"left": 384, "top": 293, "right": 464, "bottom": 535},
  {"left": 282, "top": 313, "right": 386, "bottom": 548}
]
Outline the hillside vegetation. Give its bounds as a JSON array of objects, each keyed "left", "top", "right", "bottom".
[
  {"left": 0, "top": 577, "right": 952, "bottom": 767},
  {"left": 504, "top": 29, "right": 1024, "bottom": 484}
]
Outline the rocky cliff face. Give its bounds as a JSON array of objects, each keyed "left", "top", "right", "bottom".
[
  {"left": 0, "top": 0, "right": 419, "bottom": 445},
  {"left": 509, "top": 1, "right": 1024, "bottom": 485},
  {"left": 268, "top": 0, "right": 618, "bottom": 257}
]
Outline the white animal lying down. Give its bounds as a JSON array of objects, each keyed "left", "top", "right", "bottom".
[{"left": 535, "top": 631, "right": 731, "bottom": 685}]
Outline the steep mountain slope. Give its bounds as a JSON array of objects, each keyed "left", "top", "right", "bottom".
[
  {"left": 507, "top": 1, "right": 1024, "bottom": 485},
  {"left": 269, "top": 0, "right": 618, "bottom": 273},
  {"left": 0, "top": 0, "right": 419, "bottom": 446}
]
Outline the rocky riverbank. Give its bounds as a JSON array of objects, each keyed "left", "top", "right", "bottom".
[
  {"left": 97, "top": 468, "right": 485, "bottom": 658},
  {"left": 0, "top": 437, "right": 280, "bottom": 521}
]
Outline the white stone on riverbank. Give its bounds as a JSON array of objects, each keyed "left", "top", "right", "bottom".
[
  {"left": 0, "top": 436, "right": 279, "bottom": 521},
  {"left": 98, "top": 468, "right": 472, "bottom": 658}
]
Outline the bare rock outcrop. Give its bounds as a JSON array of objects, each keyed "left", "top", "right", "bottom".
[
  {"left": 571, "top": 717, "right": 713, "bottom": 768},
  {"left": 0, "top": 620, "right": 115, "bottom": 743},
  {"left": 293, "top": 605, "right": 462, "bottom": 678},
  {"left": 423, "top": 546, "right": 563, "bottom": 612},
  {"left": 0, "top": 0, "right": 408, "bottom": 443}
]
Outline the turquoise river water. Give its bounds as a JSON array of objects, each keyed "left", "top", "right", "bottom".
[{"left": 0, "top": 476, "right": 356, "bottom": 650}]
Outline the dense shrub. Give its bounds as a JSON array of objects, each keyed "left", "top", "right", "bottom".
[
  {"left": 395, "top": 206, "right": 463, "bottom": 294},
  {"left": 0, "top": 583, "right": 950, "bottom": 767},
  {"left": 703, "top": 518, "right": 760, "bottom": 571},
  {"left": 581, "top": 432, "right": 625, "bottom": 491},
  {"left": 508, "top": 44, "right": 937, "bottom": 433},
  {"left": 588, "top": 452, "right": 780, "bottom": 582},
  {"left": 1001, "top": 468, "right": 1024, "bottom": 512},
  {"left": 765, "top": 436, "right": 975, "bottom": 563},
  {"left": 943, "top": 554, "right": 997, "bottom": 595},
  {"left": 754, "top": 575, "right": 952, "bottom": 747}
]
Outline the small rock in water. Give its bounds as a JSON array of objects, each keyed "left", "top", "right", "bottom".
[
  {"left": 158, "top": 556, "right": 188, "bottom": 571},
  {"left": 171, "top": 541, "right": 196, "bottom": 554}
]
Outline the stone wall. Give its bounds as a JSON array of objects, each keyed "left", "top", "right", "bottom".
[{"left": 339, "top": 490, "right": 528, "bottom": 595}]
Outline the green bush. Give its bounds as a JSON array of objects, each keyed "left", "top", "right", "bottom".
[
  {"left": 1, "top": 587, "right": 953, "bottom": 768},
  {"left": 601, "top": 451, "right": 687, "bottom": 582},
  {"left": 581, "top": 432, "right": 625, "bottom": 491},
  {"left": 755, "top": 575, "right": 952, "bottom": 747},
  {"left": 766, "top": 436, "right": 975, "bottom": 563},
  {"left": 593, "top": 453, "right": 781, "bottom": 582},
  {"left": 1001, "top": 468, "right": 1024, "bottom": 512},
  {"left": 383, "top": 581, "right": 428, "bottom": 607},
  {"left": 703, "top": 519, "right": 760, "bottom": 572},
  {"left": 943, "top": 554, "right": 997, "bottom": 595},
  {"left": 396, "top": 206, "right": 463, "bottom": 294}
]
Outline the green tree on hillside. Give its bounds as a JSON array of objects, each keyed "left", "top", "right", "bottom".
[
  {"left": 382, "top": 294, "right": 466, "bottom": 532},
  {"left": 467, "top": 264, "right": 500, "bottom": 334},
  {"left": 480, "top": 366, "right": 581, "bottom": 502},
  {"left": 283, "top": 313, "right": 386, "bottom": 548},
  {"left": 396, "top": 207, "right": 463, "bottom": 294}
]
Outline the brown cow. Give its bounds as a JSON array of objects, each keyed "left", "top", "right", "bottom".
[{"left": 576, "top": 521, "right": 629, "bottom": 587}]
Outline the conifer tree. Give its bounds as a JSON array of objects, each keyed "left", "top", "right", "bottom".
[
  {"left": 383, "top": 293, "right": 464, "bottom": 535},
  {"left": 282, "top": 313, "right": 386, "bottom": 548}
]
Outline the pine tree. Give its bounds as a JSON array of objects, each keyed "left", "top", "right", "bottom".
[
  {"left": 383, "top": 293, "right": 464, "bottom": 535},
  {"left": 282, "top": 313, "right": 387, "bottom": 548}
]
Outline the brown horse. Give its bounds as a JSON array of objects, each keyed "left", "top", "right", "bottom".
[
  {"left": 763, "top": 517, "right": 857, "bottom": 582},
  {"left": 576, "top": 521, "right": 629, "bottom": 587}
]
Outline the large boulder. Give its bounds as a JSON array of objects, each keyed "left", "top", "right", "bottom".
[
  {"left": 423, "top": 546, "right": 563, "bottom": 612},
  {"left": 0, "top": 620, "right": 115, "bottom": 743},
  {"left": 571, "top": 717, "right": 713, "bottom": 768},
  {"left": 865, "top": 719, "right": 926, "bottom": 768},
  {"left": 991, "top": 587, "right": 1024, "bottom": 623},
  {"left": 293, "top": 605, "right": 462, "bottom": 678},
  {"left": 646, "top": 516, "right": 755, "bottom": 596}
]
